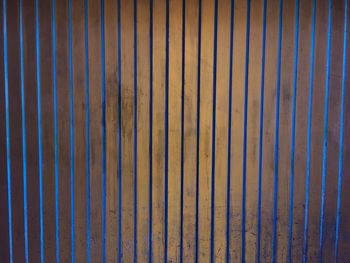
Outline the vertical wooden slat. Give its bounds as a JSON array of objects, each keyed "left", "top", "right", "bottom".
[
  {"left": 1, "top": 0, "right": 13, "bottom": 261},
  {"left": 19, "top": 0, "right": 29, "bottom": 259},
  {"left": 55, "top": 0, "right": 71, "bottom": 260},
  {"left": 104, "top": 0, "right": 118, "bottom": 261},
  {"left": 229, "top": 0, "right": 245, "bottom": 260},
  {"left": 209, "top": 0, "right": 218, "bottom": 260},
  {"left": 276, "top": 0, "right": 295, "bottom": 260},
  {"left": 338, "top": 6, "right": 350, "bottom": 260},
  {"left": 101, "top": 0, "right": 107, "bottom": 260},
  {"left": 7, "top": 0, "right": 25, "bottom": 261},
  {"left": 213, "top": 0, "right": 230, "bottom": 261},
  {"left": 168, "top": 0, "right": 182, "bottom": 260},
  {"left": 116, "top": 0, "right": 122, "bottom": 259},
  {"left": 121, "top": 0, "right": 135, "bottom": 260},
  {"left": 21, "top": 0, "right": 41, "bottom": 260},
  {"left": 272, "top": 0, "right": 283, "bottom": 260},
  {"left": 39, "top": 0, "right": 56, "bottom": 259},
  {"left": 226, "top": 0, "right": 234, "bottom": 260},
  {"left": 68, "top": 0, "right": 75, "bottom": 259},
  {"left": 339, "top": 8, "right": 350, "bottom": 261},
  {"left": 307, "top": 0, "right": 327, "bottom": 260},
  {"left": 198, "top": 0, "right": 214, "bottom": 261},
  {"left": 322, "top": 0, "right": 346, "bottom": 261},
  {"left": 260, "top": 0, "right": 279, "bottom": 260},
  {"left": 51, "top": 0, "right": 60, "bottom": 259},
  {"left": 291, "top": 0, "right": 312, "bottom": 260},
  {"left": 0, "top": 0, "right": 10, "bottom": 261},
  {"left": 241, "top": 0, "right": 251, "bottom": 259},
  {"left": 181, "top": 0, "right": 199, "bottom": 261},
  {"left": 152, "top": 0, "right": 166, "bottom": 261},
  {"left": 84, "top": 0, "right": 91, "bottom": 260},
  {"left": 88, "top": 0, "right": 102, "bottom": 260},
  {"left": 72, "top": 0, "right": 87, "bottom": 261},
  {"left": 137, "top": 1, "right": 150, "bottom": 262},
  {"left": 334, "top": 2, "right": 348, "bottom": 260},
  {"left": 302, "top": 0, "right": 317, "bottom": 260},
  {"left": 244, "top": 0, "right": 263, "bottom": 260},
  {"left": 195, "top": 0, "right": 201, "bottom": 260},
  {"left": 136, "top": 0, "right": 150, "bottom": 261},
  {"left": 319, "top": 0, "right": 332, "bottom": 259},
  {"left": 287, "top": 0, "right": 300, "bottom": 261}
]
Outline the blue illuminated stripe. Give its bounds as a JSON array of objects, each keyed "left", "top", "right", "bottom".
[
  {"left": 83, "top": 0, "right": 91, "bottom": 261},
  {"left": 334, "top": 0, "right": 348, "bottom": 261},
  {"left": 241, "top": 0, "right": 251, "bottom": 261},
  {"left": 195, "top": 0, "right": 202, "bottom": 261},
  {"left": 35, "top": 0, "right": 44, "bottom": 261},
  {"left": 117, "top": 0, "right": 122, "bottom": 261},
  {"left": 256, "top": 0, "right": 267, "bottom": 261},
  {"left": 272, "top": 0, "right": 283, "bottom": 262},
  {"left": 226, "top": 0, "right": 234, "bottom": 262},
  {"left": 164, "top": 0, "right": 170, "bottom": 260},
  {"left": 209, "top": 0, "right": 218, "bottom": 262},
  {"left": 179, "top": 0, "right": 185, "bottom": 261},
  {"left": 19, "top": 0, "right": 28, "bottom": 261},
  {"left": 288, "top": 0, "right": 300, "bottom": 262},
  {"left": 51, "top": 0, "right": 60, "bottom": 260},
  {"left": 133, "top": 0, "right": 138, "bottom": 261},
  {"left": 100, "top": 0, "right": 107, "bottom": 261},
  {"left": 319, "top": 0, "right": 332, "bottom": 259},
  {"left": 2, "top": 0, "right": 13, "bottom": 261},
  {"left": 149, "top": 0, "right": 153, "bottom": 261},
  {"left": 302, "top": 0, "right": 316, "bottom": 261}
]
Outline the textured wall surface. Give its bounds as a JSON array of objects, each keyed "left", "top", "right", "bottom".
[{"left": 1, "top": 0, "right": 350, "bottom": 262}]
